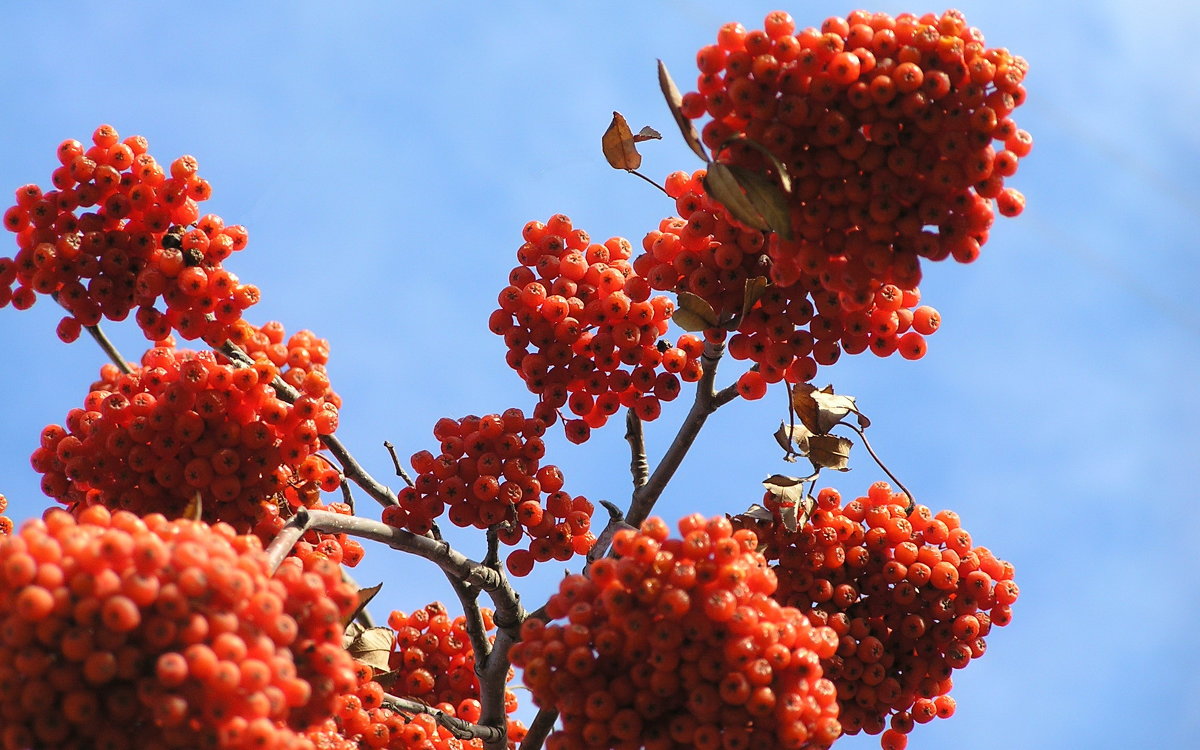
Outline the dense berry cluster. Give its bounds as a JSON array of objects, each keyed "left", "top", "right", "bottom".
[
  {"left": 0, "top": 125, "right": 258, "bottom": 344},
  {"left": 0, "top": 494, "right": 11, "bottom": 536},
  {"left": 0, "top": 507, "right": 358, "bottom": 750},
  {"left": 739, "top": 482, "right": 1017, "bottom": 748},
  {"left": 32, "top": 341, "right": 341, "bottom": 540},
  {"left": 512, "top": 514, "right": 842, "bottom": 749},
  {"left": 491, "top": 214, "right": 703, "bottom": 440},
  {"left": 681, "top": 9, "right": 1030, "bottom": 306},
  {"left": 385, "top": 410, "right": 595, "bottom": 575},
  {"left": 385, "top": 602, "right": 519, "bottom": 713}
]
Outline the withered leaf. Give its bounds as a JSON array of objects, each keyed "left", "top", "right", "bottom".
[
  {"left": 672, "top": 291, "right": 719, "bottom": 332},
  {"left": 739, "top": 276, "right": 770, "bottom": 325},
  {"left": 602, "top": 112, "right": 642, "bottom": 171},
  {"left": 791, "top": 384, "right": 864, "bottom": 435},
  {"left": 774, "top": 421, "right": 813, "bottom": 462},
  {"left": 806, "top": 434, "right": 853, "bottom": 471},
  {"left": 183, "top": 491, "right": 203, "bottom": 521},
  {"left": 657, "top": 60, "right": 708, "bottom": 162},
  {"left": 761, "top": 476, "right": 818, "bottom": 531},
  {"left": 341, "top": 582, "right": 383, "bottom": 629},
  {"left": 727, "top": 165, "right": 793, "bottom": 239},
  {"left": 721, "top": 135, "right": 794, "bottom": 193},
  {"left": 736, "top": 503, "right": 775, "bottom": 524},
  {"left": 346, "top": 627, "right": 396, "bottom": 674},
  {"left": 703, "top": 162, "right": 769, "bottom": 231},
  {"left": 633, "top": 126, "right": 662, "bottom": 143}
]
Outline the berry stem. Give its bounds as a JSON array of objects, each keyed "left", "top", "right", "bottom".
[
  {"left": 383, "top": 692, "right": 506, "bottom": 743},
  {"left": 382, "top": 439, "right": 417, "bottom": 488},
  {"left": 838, "top": 421, "right": 916, "bottom": 513},
  {"left": 84, "top": 323, "right": 135, "bottom": 374},
  {"left": 625, "top": 339, "right": 738, "bottom": 527},
  {"left": 624, "top": 408, "right": 649, "bottom": 488},
  {"left": 628, "top": 169, "right": 668, "bottom": 195}
]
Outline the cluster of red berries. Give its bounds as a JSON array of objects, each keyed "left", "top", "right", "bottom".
[
  {"left": 681, "top": 9, "right": 1030, "bottom": 312},
  {"left": 0, "top": 494, "right": 11, "bottom": 536},
  {"left": 384, "top": 602, "right": 519, "bottom": 713},
  {"left": 230, "top": 320, "right": 340, "bottom": 406},
  {"left": 738, "top": 482, "right": 1017, "bottom": 748},
  {"left": 0, "top": 507, "right": 358, "bottom": 750},
  {"left": 0, "top": 124, "right": 257, "bottom": 345},
  {"left": 511, "top": 514, "right": 842, "bottom": 750},
  {"left": 491, "top": 214, "right": 704, "bottom": 441},
  {"left": 384, "top": 410, "right": 595, "bottom": 575},
  {"left": 31, "top": 341, "right": 341, "bottom": 540}
]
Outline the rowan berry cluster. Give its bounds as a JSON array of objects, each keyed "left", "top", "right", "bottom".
[
  {"left": 0, "top": 507, "right": 358, "bottom": 750},
  {"left": 0, "top": 494, "right": 11, "bottom": 536},
  {"left": 385, "top": 602, "right": 518, "bottom": 713},
  {"left": 385, "top": 410, "right": 595, "bottom": 575},
  {"left": 738, "top": 482, "right": 1017, "bottom": 748},
  {"left": 511, "top": 514, "right": 842, "bottom": 750},
  {"left": 0, "top": 124, "right": 258, "bottom": 344},
  {"left": 681, "top": 9, "right": 1030, "bottom": 306},
  {"left": 491, "top": 214, "right": 703, "bottom": 441},
  {"left": 31, "top": 340, "right": 341, "bottom": 541}
]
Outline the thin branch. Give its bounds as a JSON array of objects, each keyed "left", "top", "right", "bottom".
[
  {"left": 588, "top": 499, "right": 632, "bottom": 563},
  {"left": 628, "top": 169, "right": 667, "bottom": 194},
  {"left": 625, "top": 339, "right": 730, "bottom": 527},
  {"left": 338, "top": 478, "right": 355, "bottom": 515},
  {"left": 520, "top": 707, "right": 559, "bottom": 750},
  {"left": 265, "top": 507, "right": 310, "bottom": 573},
  {"left": 446, "top": 570, "right": 492, "bottom": 666},
  {"left": 839, "top": 421, "right": 916, "bottom": 514},
  {"left": 624, "top": 409, "right": 649, "bottom": 488},
  {"left": 383, "top": 693, "right": 505, "bottom": 743},
  {"left": 383, "top": 440, "right": 416, "bottom": 488},
  {"left": 84, "top": 323, "right": 135, "bottom": 374}
]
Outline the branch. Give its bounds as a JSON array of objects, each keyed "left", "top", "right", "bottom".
[
  {"left": 587, "top": 499, "right": 633, "bottom": 563},
  {"left": 520, "top": 707, "right": 559, "bottom": 750},
  {"left": 85, "top": 323, "right": 135, "bottom": 374},
  {"left": 384, "top": 693, "right": 505, "bottom": 743},
  {"left": 625, "top": 339, "right": 731, "bottom": 527},
  {"left": 839, "top": 421, "right": 916, "bottom": 514},
  {"left": 383, "top": 440, "right": 417, "bottom": 488},
  {"left": 624, "top": 409, "right": 649, "bottom": 488}
]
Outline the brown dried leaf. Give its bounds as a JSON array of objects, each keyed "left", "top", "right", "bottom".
[
  {"left": 721, "top": 136, "right": 794, "bottom": 193},
  {"left": 739, "top": 276, "right": 770, "bottom": 325},
  {"left": 346, "top": 626, "right": 396, "bottom": 674},
  {"left": 183, "top": 491, "right": 203, "bottom": 521},
  {"left": 807, "top": 434, "right": 853, "bottom": 471},
  {"left": 736, "top": 504, "right": 775, "bottom": 524},
  {"left": 761, "top": 476, "right": 818, "bottom": 532},
  {"left": 602, "top": 112, "right": 642, "bottom": 171},
  {"left": 633, "top": 126, "right": 662, "bottom": 143},
  {"left": 672, "top": 291, "right": 719, "bottom": 332},
  {"left": 791, "top": 384, "right": 864, "bottom": 435},
  {"left": 341, "top": 582, "right": 383, "bottom": 629},
  {"left": 658, "top": 60, "right": 708, "bottom": 162},
  {"left": 728, "top": 165, "right": 793, "bottom": 239},
  {"left": 704, "top": 162, "right": 769, "bottom": 231}
]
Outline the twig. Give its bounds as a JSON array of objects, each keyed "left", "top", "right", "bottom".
[
  {"left": 84, "top": 323, "right": 135, "bottom": 374},
  {"left": 520, "top": 707, "right": 559, "bottom": 750},
  {"left": 587, "top": 500, "right": 632, "bottom": 563},
  {"left": 383, "top": 693, "right": 505, "bottom": 743},
  {"left": 265, "top": 507, "right": 310, "bottom": 573},
  {"left": 624, "top": 409, "right": 649, "bottom": 488},
  {"left": 629, "top": 169, "right": 668, "bottom": 194},
  {"left": 839, "top": 421, "right": 916, "bottom": 513},
  {"left": 625, "top": 339, "right": 732, "bottom": 527},
  {"left": 338, "top": 476, "right": 355, "bottom": 514},
  {"left": 383, "top": 440, "right": 416, "bottom": 488}
]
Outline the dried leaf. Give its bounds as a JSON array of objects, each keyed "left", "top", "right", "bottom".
[
  {"left": 774, "top": 421, "right": 813, "bottom": 461},
  {"left": 633, "top": 126, "right": 662, "bottom": 143},
  {"left": 346, "top": 627, "right": 396, "bottom": 674},
  {"left": 703, "top": 162, "right": 769, "bottom": 231},
  {"left": 602, "top": 112, "right": 642, "bottom": 171},
  {"left": 791, "top": 384, "right": 864, "bottom": 435},
  {"left": 183, "top": 491, "right": 203, "bottom": 521},
  {"left": 727, "top": 165, "right": 793, "bottom": 239},
  {"left": 672, "top": 291, "right": 719, "bottom": 332},
  {"left": 341, "top": 582, "right": 383, "bottom": 629},
  {"left": 761, "top": 476, "right": 818, "bottom": 531},
  {"left": 807, "top": 434, "right": 853, "bottom": 471},
  {"left": 657, "top": 59, "right": 708, "bottom": 162},
  {"left": 739, "top": 276, "right": 770, "bottom": 325},
  {"left": 721, "top": 135, "right": 794, "bottom": 193},
  {"left": 736, "top": 504, "right": 775, "bottom": 524}
]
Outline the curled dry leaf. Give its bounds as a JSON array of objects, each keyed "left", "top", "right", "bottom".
[
  {"left": 806, "top": 434, "right": 853, "bottom": 472},
  {"left": 739, "top": 276, "right": 770, "bottom": 326},
  {"left": 183, "top": 491, "right": 203, "bottom": 521},
  {"left": 346, "top": 626, "right": 397, "bottom": 674},
  {"left": 761, "top": 475, "right": 817, "bottom": 531},
  {"left": 633, "top": 125, "right": 662, "bottom": 143},
  {"left": 342, "top": 582, "right": 384, "bottom": 629},
  {"left": 727, "top": 164, "right": 793, "bottom": 239},
  {"left": 602, "top": 111, "right": 643, "bottom": 171},
  {"left": 672, "top": 291, "right": 720, "bottom": 332},
  {"left": 703, "top": 162, "right": 770, "bottom": 231},
  {"left": 657, "top": 59, "right": 708, "bottom": 162},
  {"left": 774, "top": 421, "right": 812, "bottom": 462},
  {"left": 791, "top": 384, "right": 867, "bottom": 435}
]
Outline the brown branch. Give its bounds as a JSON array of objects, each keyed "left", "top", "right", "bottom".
[
  {"left": 624, "top": 409, "right": 649, "bottom": 488},
  {"left": 587, "top": 500, "right": 633, "bottom": 563},
  {"left": 383, "top": 440, "right": 416, "bottom": 488},
  {"left": 85, "top": 323, "right": 135, "bottom": 374},
  {"left": 625, "top": 339, "right": 731, "bottom": 527},
  {"left": 839, "top": 421, "right": 916, "bottom": 514},
  {"left": 520, "top": 707, "right": 559, "bottom": 750},
  {"left": 384, "top": 693, "right": 505, "bottom": 743}
]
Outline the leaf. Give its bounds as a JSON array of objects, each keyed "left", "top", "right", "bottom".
[
  {"left": 807, "top": 434, "right": 853, "bottom": 471},
  {"left": 739, "top": 276, "right": 770, "bottom": 325},
  {"left": 727, "top": 165, "right": 793, "bottom": 240},
  {"left": 672, "top": 291, "right": 719, "bottom": 332},
  {"left": 657, "top": 59, "right": 708, "bottom": 162},
  {"left": 602, "top": 112, "right": 642, "bottom": 171},
  {"left": 341, "top": 582, "right": 383, "bottom": 629},
  {"left": 633, "top": 126, "right": 662, "bottom": 143},
  {"left": 703, "top": 162, "right": 769, "bottom": 231},
  {"left": 736, "top": 503, "right": 775, "bottom": 524},
  {"left": 761, "top": 475, "right": 818, "bottom": 531},
  {"left": 791, "top": 384, "right": 864, "bottom": 435},
  {"left": 346, "top": 627, "right": 396, "bottom": 674},
  {"left": 183, "top": 491, "right": 203, "bottom": 521},
  {"left": 721, "top": 135, "right": 793, "bottom": 193}
]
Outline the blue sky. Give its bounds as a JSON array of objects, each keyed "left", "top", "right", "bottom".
[{"left": 1, "top": 2, "right": 1197, "bottom": 747}]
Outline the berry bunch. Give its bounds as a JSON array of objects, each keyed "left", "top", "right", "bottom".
[
  {"left": 491, "top": 214, "right": 702, "bottom": 440},
  {"left": 32, "top": 342, "right": 341, "bottom": 539},
  {"left": 0, "top": 494, "right": 11, "bottom": 536},
  {"left": 511, "top": 514, "right": 842, "bottom": 750},
  {"left": 384, "top": 602, "right": 519, "bottom": 714},
  {"left": 0, "top": 507, "right": 358, "bottom": 750},
  {"left": 741, "top": 482, "right": 1017, "bottom": 747},
  {"left": 230, "top": 320, "right": 340, "bottom": 406},
  {"left": 385, "top": 410, "right": 595, "bottom": 575},
  {"left": 0, "top": 124, "right": 257, "bottom": 344},
  {"left": 681, "top": 10, "right": 1030, "bottom": 302}
]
